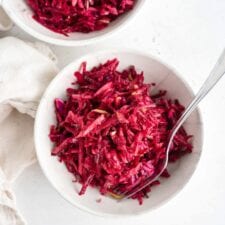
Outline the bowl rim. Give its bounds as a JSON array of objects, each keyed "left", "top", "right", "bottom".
[
  {"left": 34, "top": 48, "right": 204, "bottom": 217},
  {"left": 2, "top": 0, "right": 146, "bottom": 46}
]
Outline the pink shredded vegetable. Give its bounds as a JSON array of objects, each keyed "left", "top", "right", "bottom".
[
  {"left": 26, "top": 0, "right": 136, "bottom": 35},
  {"left": 49, "top": 59, "right": 193, "bottom": 204}
]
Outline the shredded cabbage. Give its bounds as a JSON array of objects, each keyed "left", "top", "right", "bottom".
[{"left": 49, "top": 59, "right": 193, "bottom": 204}]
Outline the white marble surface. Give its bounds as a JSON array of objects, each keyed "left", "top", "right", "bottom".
[{"left": 1, "top": 0, "right": 225, "bottom": 224}]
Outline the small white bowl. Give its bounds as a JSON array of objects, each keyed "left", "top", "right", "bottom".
[
  {"left": 35, "top": 50, "right": 203, "bottom": 216},
  {"left": 1, "top": 0, "right": 145, "bottom": 46}
]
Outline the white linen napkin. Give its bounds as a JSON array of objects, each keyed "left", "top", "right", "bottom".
[{"left": 0, "top": 37, "right": 58, "bottom": 225}]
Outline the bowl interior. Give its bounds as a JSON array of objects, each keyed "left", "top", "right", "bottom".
[
  {"left": 3, "top": 0, "right": 144, "bottom": 45},
  {"left": 35, "top": 50, "right": 203, "bottom": 216}
]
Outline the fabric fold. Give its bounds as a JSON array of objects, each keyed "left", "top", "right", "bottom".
[{"left": 0, "top": 37, "right": 58, "bottom": 225}]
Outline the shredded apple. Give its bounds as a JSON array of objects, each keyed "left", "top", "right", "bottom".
[
  {"left": 49, "top": 59, "right": 193, "bottom": 204},
  {"left": 26, "top": 0, "right": 136, "bottom": 35}
]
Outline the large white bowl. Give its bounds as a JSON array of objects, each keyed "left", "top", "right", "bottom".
[
  {"left": 35, "top": 50, "right": 203, "bottom": 216},
  {"left": 1, "top": 0, "right": 145, "bottom": 46}
]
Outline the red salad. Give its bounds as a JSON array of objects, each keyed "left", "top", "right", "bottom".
[
  {"left": 26, "top": 0, "right": 136, "bottom": 36},
  {"left": 49, "top": 59, "right": 192, "bottom": 204}
]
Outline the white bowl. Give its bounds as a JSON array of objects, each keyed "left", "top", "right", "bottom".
[
  {"left": 1, "top": 0, "right": 145, "bottom": 46},
  {"left": 35, "top": 50, "right": 203, "bottom": 216}
]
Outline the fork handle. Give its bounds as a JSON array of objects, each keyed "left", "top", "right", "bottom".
[
  {"left": 123, "top": 49, "right": 225, "bottom": 200},
  {"left": 172, "top": 48, "right": 225, "bottom": 137}
]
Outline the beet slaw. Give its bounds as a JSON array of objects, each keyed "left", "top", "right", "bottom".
[
  {"left": 26, "top": 0, "right": 136, "bottom": 36},
  {"left": 49, "top": 59, "right": 193, "bottom": 204}
]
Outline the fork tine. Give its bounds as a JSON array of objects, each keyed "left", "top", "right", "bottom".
[
  {"left": 125, "top": 177, "right": 156, "bottom": 199},
  {"left": 112, "top": 177, "right": 149, "bottom": 199},
  {"left": 117, "top": 147, "right": 170, "bottom": 200},
  {"left": 118, "top": 174, "right": 161, "bottom": 200},
  {"left": 112, "top": 168, "right": 162, "bottom": 201}
]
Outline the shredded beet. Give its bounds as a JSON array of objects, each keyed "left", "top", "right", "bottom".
[
  {"left": 49, "top": 59, "right": 193, "bottom": 204},
  {"left": 26, "top": 0, "right": 136, "bottom": 36}
]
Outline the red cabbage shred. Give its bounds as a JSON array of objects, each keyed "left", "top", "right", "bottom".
[
  {"left": 49, "top": 59, "right": 193, "bottom": 204},
  {"left": 26, "top": 0, "right": 136, "bottom": 35}
]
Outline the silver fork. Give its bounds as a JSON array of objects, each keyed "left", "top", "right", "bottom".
[{"left": 116, "top": 48, "right": 225, "bottom": 200}]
